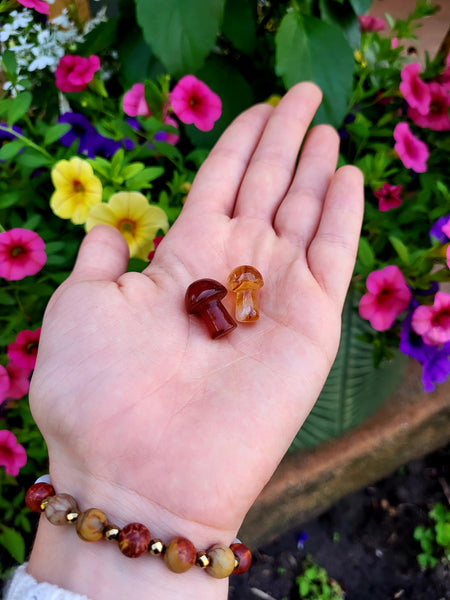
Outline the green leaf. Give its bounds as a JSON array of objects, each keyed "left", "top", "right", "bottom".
[
  {"left": 16, "top": 149, "right": 51, "bottom": 169},
  {"left": 125, "top": 166, "right": 164, "bottom": 189},
  {"left": 7, "top": 91, "right": 32, "bottom": 126},
  {"left": 348, "top": 0, "right": 372, "bottom": 14},
  {"left": 0, "top": 191, "right": 21, "bottom": 209},
  {"left": 222, "top": 0, "right": 256, "bottom": 54},
  {"left": 144, "top": 79, "right": 164, "bottom": 120},
  {"left": 77, "top": 18, "right": 119, "bottom": 55},
  {"left": 135, "top": 0, "right": 226, "bottom": 76},
  {"left": 122, "top": 163, "right": 145, "bottom": 180},
  {"left": 389, "top": 235, "right": 410, "bottom": 265},
  {"left": 0, "top": 140, "right": 24, "bottom": 161},
  {"left": 43, "top": 123, "right": 71, "bottom": 146},
  {"left": 0, "top": 525, "right": 25, "bottom": 563},
  {"left": 275, "top": 12, "right": 354, "bottom": 127},
  {"left": 2, "top": 49, "right": 17, "bottom": 75},
  {"left": 358, "top": 236, "right": 375, "bottom": 268}
]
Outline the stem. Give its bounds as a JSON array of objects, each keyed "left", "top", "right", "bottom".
[{"left": 0, "top": 125, "right": 52, "bottom": 159}]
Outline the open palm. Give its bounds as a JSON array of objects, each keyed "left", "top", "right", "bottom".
[{"left": 30, "top": 83, "right": 363, "bottom": 546}]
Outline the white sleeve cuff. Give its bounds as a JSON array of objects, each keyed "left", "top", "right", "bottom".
[{"left": 4, "top": 563, "right": 92, "bottom": 600}]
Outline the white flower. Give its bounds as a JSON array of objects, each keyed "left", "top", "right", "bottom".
[{"left": 29, "top": 54, "right": 57, "bottom": 71}]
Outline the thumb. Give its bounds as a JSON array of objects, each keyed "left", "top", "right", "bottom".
[{"left": 71, "top": 225, "right": 129, "bottom": 282}]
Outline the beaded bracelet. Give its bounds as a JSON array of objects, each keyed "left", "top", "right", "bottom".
[{"left": 25, "top": 482, "right": 252, "bottom": 579}]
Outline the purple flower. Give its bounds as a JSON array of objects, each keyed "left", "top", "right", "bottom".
[
  {"left": 58, "top": 112, "right": 101, "bottom": 158},
  {"left": 400, "top": 301, "right": 428, "bottom": 363},
  {"left": 400, "top": 300, "right": 450, "bottom": 391},
  {"left": 430, "top": 214, "right": 450, "bottom": 243},
  {"left": 59, "top": 112, "right": 133, "bottom": 158},
  {"left": 421, "top": 343, "right": 450, "bottom": 392}
]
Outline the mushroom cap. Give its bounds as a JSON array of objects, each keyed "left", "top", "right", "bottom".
[
  {"left": 185, "top": 278, "right": 228, "bottom": 313},
  {"left": 227, "top": 265, "right": 264, "bottom": 292}
]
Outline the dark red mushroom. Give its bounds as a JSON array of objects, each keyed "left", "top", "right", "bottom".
[{"left": 185, "top": 278, "right": 237, "bottom": 339}]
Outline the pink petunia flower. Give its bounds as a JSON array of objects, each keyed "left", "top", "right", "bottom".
[
  {"left": 358, "top": 15, "right": 386, "bottom": 33},
  {"left": 7, "top": 328, "right": 41, "bottom": 372},
  {"left": 5, "top": 362, "right": 31, "bottom": 400},
  {"left": 17, "top": 0, "right": 49, "bottom": 14},
  {"left": 170, "top": 75, "right": 222, "bottom": 132},
  {"left": 55, "top": 55, "right": 100, "bottom": 93},
  {"left": 399, "top": 63, "right": 431, "bottom": 116},
  {"left": 0, "top": 228, "right": 46, "bottom": 281},
  {"left": 148, "top": 235, "right": 164, "bottom": 261},
  {"left": 0, "top": 430, "right": 27, "bottom": 477},
  {"left": 408, "top": 82, "right": 450, "bottom": 131},
  {"left": 359, "top": 265, "right": 412, "bottom": 331},
  {"left": 393, "top": 122, "right": 429, "bottom": 173},
  {"left": 122, "top": 83, "right": 151, "bottom": 117},
  {"left": 374, "top": 182, "right": 403, "bottom": 211},
  {"left": 391, "top": 38, "right": 400, "bottom": 49},
  {"left": 0, "top": 366, "right": 10, "bottom": 405},
  {"left": 412, "top": 292, "right": 450, "bottom": 346}
]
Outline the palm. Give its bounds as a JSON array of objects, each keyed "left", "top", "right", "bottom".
[{"left": 30, "top": 83, "right": 363, "bottom": 539}]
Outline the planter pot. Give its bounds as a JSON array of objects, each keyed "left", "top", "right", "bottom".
[{"left": 290, "top": 288, "right": 408, "bottom": 450}]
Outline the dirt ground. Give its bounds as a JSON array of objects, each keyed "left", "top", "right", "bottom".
[{"left": 229, "top": 445, "right": 450, "bottom": 600}]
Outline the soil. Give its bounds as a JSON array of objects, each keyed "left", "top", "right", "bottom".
[{"left": 229, "top": 445, "right": 450, "bottom": 600}]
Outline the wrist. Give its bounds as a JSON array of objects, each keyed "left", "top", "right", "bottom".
[{"left": 26, "top": 476, "right": 248, "bottom": 600}]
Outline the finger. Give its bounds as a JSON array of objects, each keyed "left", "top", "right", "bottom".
[
  {"left": 274, "top": 124, "right": 340, "bottom": 245},
  {"left": 307, "top": 165, "right": 364, "bottom": 306},
  {"left": 182, "top": 103, "right": 273, "bottom": 217},
  {"left": 232, "top": 82, "right": 323, "bottom": 222},
  {"left": 70, "top": 225, "right": 129, "bottom": 282}
]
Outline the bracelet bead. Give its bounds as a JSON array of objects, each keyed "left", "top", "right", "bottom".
[
  {"left": 25, "top": 482, "right": 55, "bottom": 513},
  {"left": 230, "top": 542, "right": 252, "bottom": 574},
  {"left": 118, "top": 522, "right": 151, "bottom": 558},
  {"left": 149, "top": 538, "right": 166, "bottom": 556},
  {"left": 45, "top": 493, "right": 79, "bottom": 526},
  {"left": 195, "top": 551, "right": 210, "bottom": 569},
  {"left": 164, "top": 537, "right": 197, "bottom": 573},
  {"left": 76, "top": 508, "right": 108, "bottom": 542},
  {"left": 205, "top": 544, "right": 236, "bottom": 579},
  {"left": 103, "top": 524, "right": 121, "bottom": 541}
]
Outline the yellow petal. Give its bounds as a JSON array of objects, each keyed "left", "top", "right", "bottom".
[{"left": 85, "top": 203, "right": 117, "bottom": 230}]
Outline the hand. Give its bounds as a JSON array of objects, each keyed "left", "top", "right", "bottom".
[{"left": 28, "top": 82, "right": 363, "bottom": 599}]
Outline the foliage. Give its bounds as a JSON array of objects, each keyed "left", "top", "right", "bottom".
[
  {"left": 414, "top": 502, "right": 450, "bottom": 569},
  {"left": 0, "top": 0, "right": 449, "bottom": 567},
  {"left": 295, "top": 555, "right": 346, "bottom": 599}
]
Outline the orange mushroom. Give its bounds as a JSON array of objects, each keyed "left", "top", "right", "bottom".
[{"left": 227, "top": 265, "right": 264, "bottom": 322}]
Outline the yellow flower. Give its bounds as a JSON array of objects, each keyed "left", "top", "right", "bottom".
[
  {"left": 50, "top": 157, "right": 102, "bottom": 225},
  {"left": 266, "top": 94, "right": 282, "bottom": 107},
  {"left": 85, "top": 191, "right": 169, "bottom": 259}
]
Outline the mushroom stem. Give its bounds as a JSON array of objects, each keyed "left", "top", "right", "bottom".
[
  {"left": 235, "top": 289, "right": 259, "bottom": 322},
  {"left": 201, "top": 303, "right": 237, "bottom": 339}
]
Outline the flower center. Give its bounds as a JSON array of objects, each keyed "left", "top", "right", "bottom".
[
  {"left": 26, "top": 341, "right": 38, "bottom": 355},
  {"left": 432, "top": 310, "right": 450, "bottom": 330},
  {"left": 189, "top": 95, "right": 199, "bottom": 109},
  {"left": 10, "top": 245, "right": 25, "bottom": 258},
  {"left": 118, "top": 219, "right": 136, "bottom": 235},
  {"left": 72, "top": 179, "right": 85, "bottom": 193}
]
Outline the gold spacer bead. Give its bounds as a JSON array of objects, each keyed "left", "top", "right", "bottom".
[
  {"left": 196, "top": 551, "right": 210, "bottom": 568},
  {"left": 149, "top": 539, "right": 166, "bottom": 556},
  {"left": 66, "top": 511, "right": 80, "bottom": 524},
  {"left": 40, "top": 498, "right": 49, "bottom": 511},
  {"left": 234, "top": 556, "right": 240, "bottom": 570},
  {"left": 103, "top": 525, "right": 121, "bottom": 541}
]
